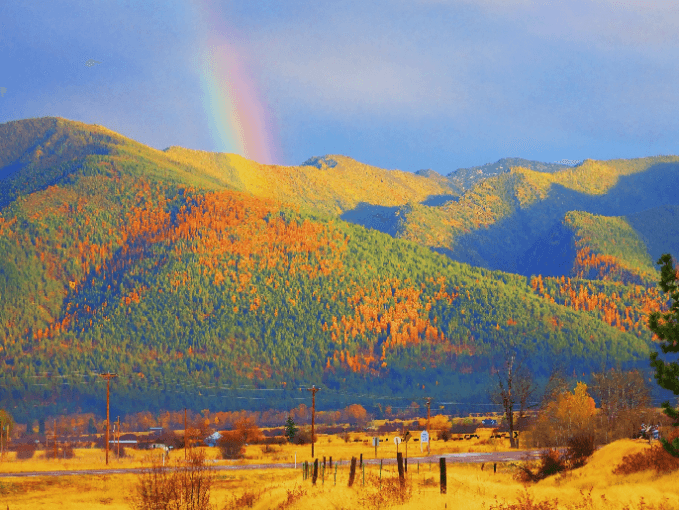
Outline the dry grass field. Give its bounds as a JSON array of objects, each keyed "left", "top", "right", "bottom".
[
  {"left": 1, "top": 433, "right": 678, "bottom": 509},
  {"left": 0, "top": 428, "right": 515, "bottom": 473}
]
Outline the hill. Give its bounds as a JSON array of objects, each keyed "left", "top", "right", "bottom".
[
  {"left": 0, "top": 117, "right": 668, "bottom": 422},
  {"left": 445, "top": 157, "right": 574, "bottom": 192},
  {"left": 393, "top": 159, "right": 679, "bottom": 281}
]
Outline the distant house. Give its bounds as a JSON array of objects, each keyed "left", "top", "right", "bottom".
[
  {"left": 204, "top": 432, "right": 222, "bottom": 447},
  {"left": 481, "top": 419, "right": 497, "bottom": 427},
  {"left": 149, "top": 427, "right": 164, "bottom": 435}
]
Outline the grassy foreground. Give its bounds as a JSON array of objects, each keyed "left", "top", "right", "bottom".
[{"left": 1, "top": 439, "right": 678, "bottom": 509}]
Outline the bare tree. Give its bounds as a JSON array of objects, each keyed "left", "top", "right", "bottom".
[
  {"left": 540, "top": 365, "right": 571, "bottom": 412},
  {"left": 489, "top": 351, "right": 537, "bottom": 448},
  {"left": 590, "top": 366, "right": 652, "bottom": 443}
]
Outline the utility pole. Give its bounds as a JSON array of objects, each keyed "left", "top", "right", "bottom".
[
  {"left": 53, "top": 418, "right": 57, "bottom": 460},
  {"left": 116, "top": 416, "right": 121, "bottom": 458},
  {"left": 100, "top": 373, "right": 118, "bottom": 465},
  {"left": 184, "top": 408, "right": 188, "bottom": 460},
  {"left": 425, "top": 397, "right": 432, "bottom": 455},
  {"left": 304, "top": 385, "right": 321, "bottom": 458}
]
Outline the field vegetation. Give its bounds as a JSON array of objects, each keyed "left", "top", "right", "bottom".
[{"left": 1, "top": 434, "right": 678, "bottom": 509}]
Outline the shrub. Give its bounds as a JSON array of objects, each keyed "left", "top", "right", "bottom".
[
  {"left": 488, "top": 489, "right": 559, "bottom": 510},
  {"left": 130, "top": 449, "right": 214, "bottom": 510},
  {"left": 614, "top": 427, "right": 679, "bottom": 475},
  {"left": 276, "top": 485, "right": 307, "bottom": 510},
  {"left": 223, "top": 489, "right": 262, "bottom": 509},
  {"left": 517, "top": 449, "right": 567, "bottom": 482},
  {"left": 450, "top": 422, "right": 478, "bottom": 434},
  {"left": 358, "top": 473, "right": 412, "bottom": 510},
  {"left": 262, "top": 436, "right": 287, "bottom": 446},
  {"left": 261, "top": 444, "right": 278, "bottom": 454},
  {"left": 44, "top": 444, "right": 76, "bottom": 460},
  {"left": 564, "top": 432, "right": 596, "bottom": 469},
  {"left": 63, "top": 443, "right": 76, "bottom": 459},
  {"left": 292, "top": 428, "right": 315, "bottom": 445},
  {"left": 613, "top": 445, "right": 679, "bottom": 475},
  {"left": 437, "top": 429, "right": 451, "bottom": 442},
  {"left": 111, "top": 444, "right": 127, "bottom": 458},
  {"left": 15, "top": 443, "right": 36, "bottom": 460},
  {"left": 218, "top": 430, "right": 246, "bottom": 459}
]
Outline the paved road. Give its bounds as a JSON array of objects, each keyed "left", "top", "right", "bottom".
[{"left": 0, "top": 449, "right": 561, "bottom": 478}]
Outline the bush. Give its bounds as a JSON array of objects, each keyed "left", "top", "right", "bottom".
[
  {"left": 262, "top": 436, "right": 287, "bottom": 446},
  {"left": 564, "top": 432, "right": 596, "bottom": 469},
  {"left": 488, "top": 489, "right": 559, "bottom": 510},
  {"left": 517, "top": 449, "right": 567, "bottom": 482},
  {"left": 130, "top": 449, "right": 214, "bottom": 510},
  {"left": 15, "top": 443, "right": 36, "bottom": 460},
  {"left": 292, "top": 428, "right": 316, "bottom": 445},
  {"left": 218, "top": 430, "right": 246, "bottom": 459},
  {"left": 614, "top": 446, "right": 679, "bottom": 475},
  {"left": 358, "top": 473, "right": 412, "bottom": 510},
  {"left": 223, "top": 490, "right": 263, "bottom": 510},
  {"left": 44, "top": 444, "right": 76, "bottom": 460},
  {"left": 112, "top": 445, "right": 127, "bottom": 458},
  {"left": 437, "top": 429, "right": 451, "bottom": 442},
  {"left": 63, "top": 443, "right": 76, "bottom": 459},
  {"left": 450, "top": 422, "right": 478, "bottom": 434},
  {"left": 275, "top": 485, "right": 307, "bottom": 510}
]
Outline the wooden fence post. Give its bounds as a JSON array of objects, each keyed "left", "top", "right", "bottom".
[
  {"left": 440, "top": 458, "right": 447, "bottom": 494},
  {"left": 397, "top": 452, "right": 405, "bottom": 489},
  {"left": 494, "top": 463, "right": 497, "bottom": 474},
  {"left": 329, "top": 456, "right": 332, "bottom": 468},
  {"left": 348, "top": 457, "right": 357, "bottom": 487},
  {"left": 313, "top": 458, "right": 318, "bottom": 485},
  {"left": 360, "top": 453, "right": 363, "bottom": 468}
]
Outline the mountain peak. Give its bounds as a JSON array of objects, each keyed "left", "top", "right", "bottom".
[{"left": 301, "top": 156, "right": 339, "bottom": 169}]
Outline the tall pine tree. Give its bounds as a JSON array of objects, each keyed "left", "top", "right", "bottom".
[{"left": 648, "top": 253, "right": 679, "bottom": 457}]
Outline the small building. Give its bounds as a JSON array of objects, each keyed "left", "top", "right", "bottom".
[{"left": 204, "top": 432, "right": 222, "bottom": 447}]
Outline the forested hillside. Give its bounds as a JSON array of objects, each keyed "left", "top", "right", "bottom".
[
  {"left": 0, "top": 117, "right": 674, "bottom": 423},
  {"left": 393, "top": 159, "right": 679, "bottom": 278}
]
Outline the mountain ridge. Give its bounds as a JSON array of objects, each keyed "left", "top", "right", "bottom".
[{"left": 0, "top": 117, "right": 675, "bottom": 421}]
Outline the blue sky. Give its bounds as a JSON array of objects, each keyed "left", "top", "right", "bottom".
[{"left": 1, "top": 0, "right": 678, "bottom": 173}]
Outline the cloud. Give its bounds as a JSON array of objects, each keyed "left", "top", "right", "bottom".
[{"left": 456, "top": 0, "right": 679, "bottom": 51}]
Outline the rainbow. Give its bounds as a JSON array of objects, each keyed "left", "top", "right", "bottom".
[{"left": 192, "top": 3, "right": 279, "bottom": 165}]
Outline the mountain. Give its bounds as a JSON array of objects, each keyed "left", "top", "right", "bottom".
[
  {"left": 445, "top": 157, "right": 574, "bottom": 193},
  {"left": 0, "top": 117, "right": 673, "bottom": 422},
  {"left": 394, "top": 158, "right": 679, "bottom": 282}
]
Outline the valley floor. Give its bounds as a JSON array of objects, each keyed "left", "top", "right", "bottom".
[{"left": 0, "top": 439, "right": 677, "bottom": 509}]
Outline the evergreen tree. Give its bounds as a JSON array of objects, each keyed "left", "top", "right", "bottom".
[
  {"left": 648, "top": 253, "right": 679, "bottom": 457},
  {"left": 284, "top": 415, "right": 298, "bottom": 443}
]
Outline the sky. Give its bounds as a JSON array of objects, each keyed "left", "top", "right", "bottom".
[{"left": 1, "top": 0, "right": 678, "bottom": 174}]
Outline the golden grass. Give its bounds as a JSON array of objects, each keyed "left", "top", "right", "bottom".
[
  {"left": 2, "top": 438, "right": 678, "bottom": 509},
  {"left": 0, "top": 429, "right": 517, "bottom": 473}
]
